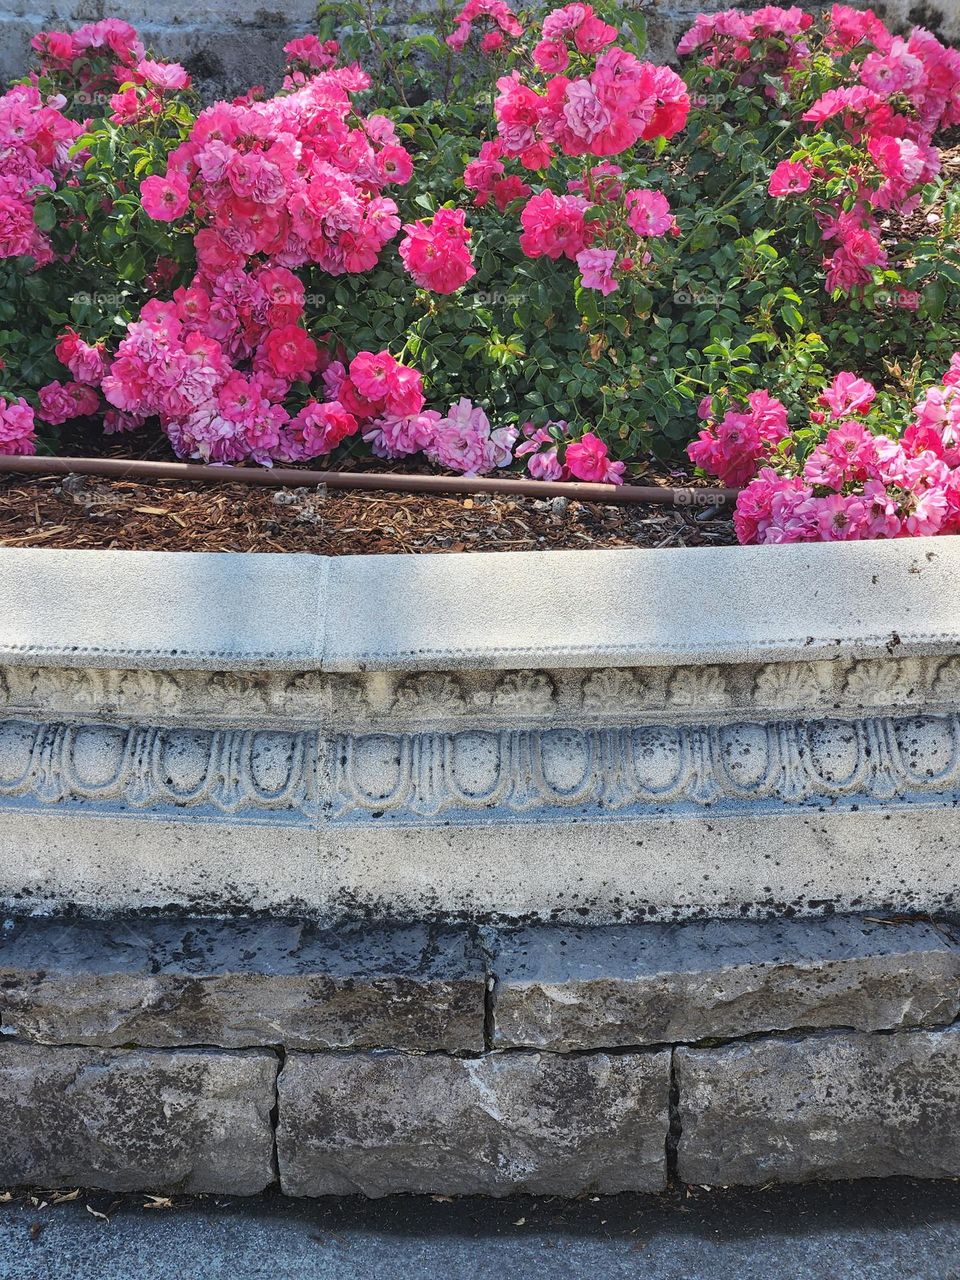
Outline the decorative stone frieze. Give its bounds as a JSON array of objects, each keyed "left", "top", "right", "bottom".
[
  {"left": 4, "top": 542, "right": 960, "bottom": 919},
  {"left": 0, "top": 719, "right": 318, "bottom": 820},
  {"left": 8, "top": 655, "right": 960, "bottom": 733}
]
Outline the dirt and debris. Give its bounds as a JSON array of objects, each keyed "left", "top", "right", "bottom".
[{"left": 0, "top": 472, "right": 736, "bottom": 554}]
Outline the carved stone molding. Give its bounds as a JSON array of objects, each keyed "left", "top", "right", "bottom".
[
  {"left": 7, "top": 656, "right": 960, "bottom": 734},
  {"left": 6, "top": 707, "right": 959, "bottom": 828},
  {"left": 0, "top": 719, "right": 318, "bottom": 821},
  {"left": 330, "top": 714, "right": 960, "bottom": 822},
  {"left": 0, "top": 666, "right": 335, "bottom": 728},
  {"left": 356, "top": 656, "right": 960, "bottom": 727}
]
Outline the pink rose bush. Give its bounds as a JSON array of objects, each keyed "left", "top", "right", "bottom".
[
  {"left": 689, "top": 357, "right": 960, "bottom": 543},
  {"left": 145, "top": 67, "right": 412, "bottom": 276},
  {"left": 687, "top": 391, "right": 791, "bottom": 486},
  {"left": 447, "top": 0, "right": 525, "bottom": 54},
  {"left": 31, "top": 19, "right": 192, "bottom": 129},
  {"left": 0, "top": 6, "right": 956, "bottom": 525},
  {"left": 67, "top": 57, "right": 495, "bottom": 468},
  {"left": 0, "top": 396, "right": 38, "bottom": 455},
  {"left": 399, "top": 208, "right": 476, "bottom": 293},
  {"left": 0, "top": 86, "right": 82, "bottom": 267},
  {"left": 680, "top": 4, "right": 960, "bottom": 301},
  {"left": 517, "top": 420, "right": 625, "bottom": 483},
  {"left": 462, "top": 3, "right": 689, "bottom": 296}
]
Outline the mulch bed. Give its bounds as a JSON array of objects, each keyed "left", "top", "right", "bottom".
[{"left": 0, "top": 471, "right": 737, "bottom": 554}]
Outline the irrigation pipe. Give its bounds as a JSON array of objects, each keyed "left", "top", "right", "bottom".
[{"left": 0, "top": 454, "right": 738, "bottom": 508}]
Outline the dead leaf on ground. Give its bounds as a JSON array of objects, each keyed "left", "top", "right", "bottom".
[{"left": 143, "top": 1195, "right": 175, "bottom": 1210}]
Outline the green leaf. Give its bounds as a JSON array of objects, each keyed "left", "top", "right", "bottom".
[{"left": 33, "top": 203, "right": 57, "bottom": 232}]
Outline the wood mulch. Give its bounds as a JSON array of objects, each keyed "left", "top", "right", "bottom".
[{"left": 0, "top": 471, "right": 737, "bottom": 554}]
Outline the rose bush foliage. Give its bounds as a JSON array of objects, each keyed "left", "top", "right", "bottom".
[{"left": 0, "top": 5, "right": 957, "bottom": 540}]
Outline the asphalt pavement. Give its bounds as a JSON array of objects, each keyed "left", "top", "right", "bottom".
[{"left": 1, "top": 1178, "right": 959, "bottom": 1279}]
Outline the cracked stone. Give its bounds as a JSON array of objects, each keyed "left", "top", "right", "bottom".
[
  {"left": 0, "top": 1043, "right": 277, "bottom": 1193},
  {"left": 489, "top": 916, "right": 960, "bottom": 1050},
  {"left": 277, "top": 1048, "right": 670, "bottom": 1196}
]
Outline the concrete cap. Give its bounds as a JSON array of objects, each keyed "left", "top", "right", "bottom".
[{"left": 2, "top": 539, "right": 960, "bottom": 672}]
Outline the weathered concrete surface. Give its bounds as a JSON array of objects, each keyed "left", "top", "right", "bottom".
[
  {"left": 6, "top": 545, "right": 960, "bottom": 925},
  {"left": 0, "top": 549, "right": 327, "bottom": 671},
  {"left": 0, "top": 1043, "right": 277, "bottom": 1193},
  {"left": 6, "top": 542, "right": 960, "bottom": 674},
  {"left": 6, "top": 801, "right": 960, "bottom": 924},
  {"left": 677, "top": 1027, "right": 960, "bottom": 1186},
  {"left": 320, "top": 806, "right": 960, "bottom": 924},
  {"left": 0, "top": 917, "right": 485, "bottom": 1052},
  {"left": 277, "top": 1049, "right": 671, "bottom": 1196},
  {"left": 321, "top": 541, "right": 960, "bottom": 672},
  {"left": 490, "top": 916, "right": 960, "bottom": 1050}
]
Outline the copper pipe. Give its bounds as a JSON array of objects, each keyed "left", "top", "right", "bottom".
[{"left": 0, "top": 453, "right": 737, "bottom": 508}]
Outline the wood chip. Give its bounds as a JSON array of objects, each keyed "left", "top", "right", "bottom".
[{"left": 0, "top": 469, "right": 735, "bottom": 554}]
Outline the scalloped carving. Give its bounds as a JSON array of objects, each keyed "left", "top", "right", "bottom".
[
  {"left": 492, "top": 671, "right": 556, "bottom": 713},
  {"left": 581, "top": 669, "right": 648, "bottom": 714},
  {"left": 842, "top": 660, "right": 906, "bottom": 707},
  {"left": 392, "top": 673, "right": 467, "bottom": 717},
  {"left": 668, "top": 667, "right": 728, "bottom": 708},
  {"left": 754, "top": 664, "right": 831, "bottom": 710}
]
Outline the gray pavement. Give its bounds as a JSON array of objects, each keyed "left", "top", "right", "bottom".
[{"left": 1, "top": 1179, "right": 959, "bottom": 1279}]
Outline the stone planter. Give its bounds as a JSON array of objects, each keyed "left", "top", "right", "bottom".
[
  {"left": 3, "top": 538, "right": 960, "bottom": 1195},
  {"left": 2, "top": 539, "right": 960, "bottom": 922}
]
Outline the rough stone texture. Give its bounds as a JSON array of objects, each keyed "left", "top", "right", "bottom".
[
  {"left": 277, "top": 1049, "right": 670, "bottom": 1196},
  {"left": 0, "top": 1043, "right": 277, "bottom": 1193},
  {"left": 0, "top": 916, "right": 485, "bottom": 1052},
  {"left": 677, "top": 1027, "right": 960, "bottom": 1186},
  {"left": 490, "top": 916, "right": 960, "bottom": 1050}
]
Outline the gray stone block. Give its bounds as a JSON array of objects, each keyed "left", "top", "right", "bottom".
[
  {"left": 277, "top": 1049, "right": 670, "bottom": 1196},
  {"left": 0, "top": 1043, "right": 277, "bottom": 1193},
  {"left": 0, "top": 548, "right": 327, "bottom": 671},
  {"left": 677, "top": 1026, "right": 960, "bottom": 1186},
  {"left": 321, "top": 540, "right": 960, "bottom": 673},
  {"left": 0, "top": 916, "right": 485, "bottom": 1052},
  {"left": 490, "top": 916, "right": 960, "bottom": 1049}
]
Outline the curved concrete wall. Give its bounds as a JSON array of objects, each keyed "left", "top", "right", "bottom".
[{"left": 3, "top": 540, "right": 960, "bottom": 921}]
